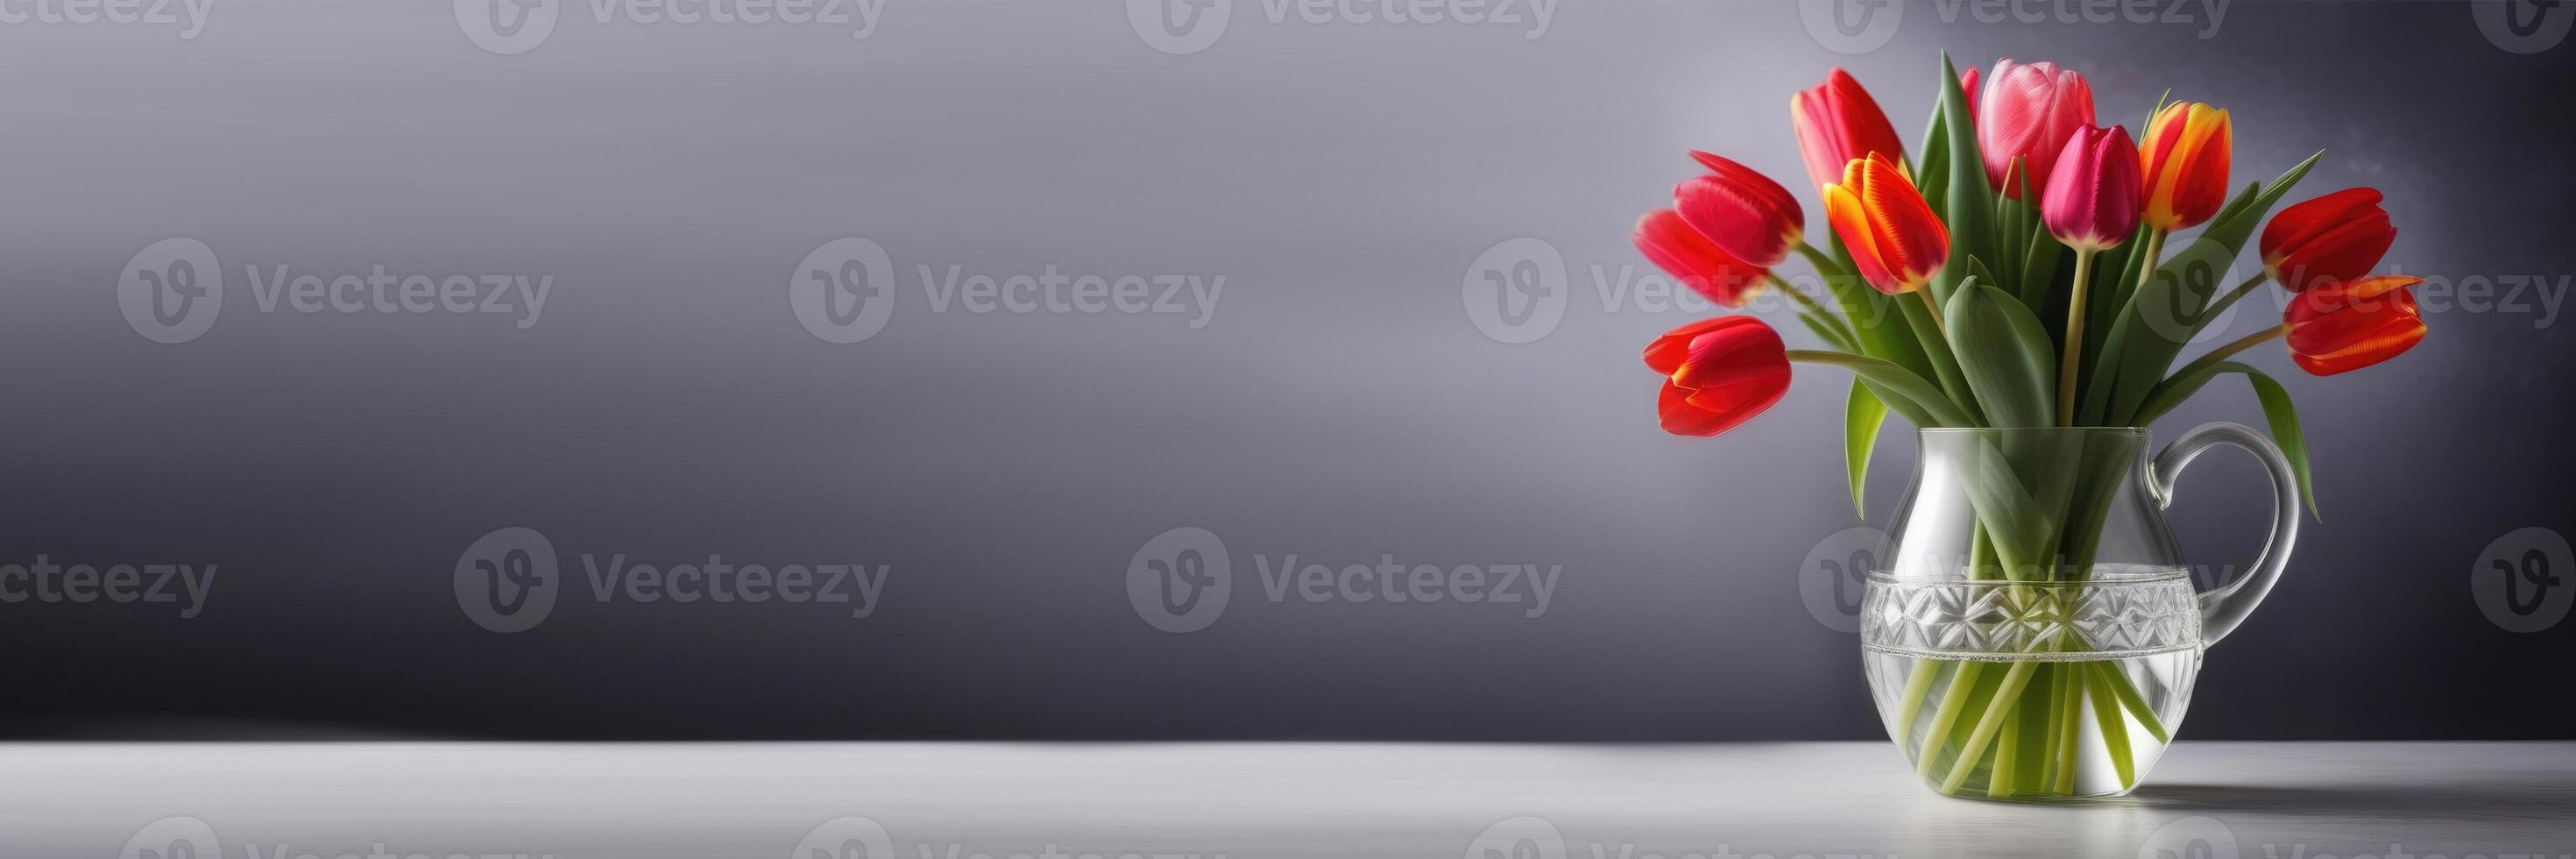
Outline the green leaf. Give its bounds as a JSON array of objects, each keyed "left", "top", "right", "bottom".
[
  {"left": 1945, "top": 280, "right": 2056, "bottom": 428},
  {"left": 2097, "top": 153, "right": 2325, "bottom": 424},
  {"left": 1844, "top": 381, "right": 1887, "bottom": 518},
  {"left": 1931, "top": 53, "right": 1995, "bottom": 308},
  {"left": 1787, "top": 350, "right": 1975, "bottom": 428},
  {"left": 1917, "top": 98, "right": 1950, "bottom": 220},
  {"left": 2132, "top": 361, "right": 2320, "bottom": 519}
]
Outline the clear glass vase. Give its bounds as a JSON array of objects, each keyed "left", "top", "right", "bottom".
[{"left": 1859, "top": 425, "right": 2301, "bottom": 801}]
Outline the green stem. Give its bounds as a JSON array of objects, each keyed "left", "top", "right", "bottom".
[
  {"left": 1769, "top": 273, "right": 1858, "bottom": 351},
  {"left": 2130, "top": 229, "right": 2167, "bottom": 294},
  {"left": 2057, "top": 249, "right": 2097, "bottom": 426},
  {"left": 1915, "top": 662, "right": 1987, "bottom": 779},
  {"left": 1938, "top": 659, "right": 2040, "bottom": 794},
  {"left": 2162, "top": 324, "right": 2287, "bottom": 394},
  {"left": 2092, "top": 661, "right": 2172, "bottom": 744},
  {"left": 2052, "top": 665, "right": 2084, "bottom": 793}
]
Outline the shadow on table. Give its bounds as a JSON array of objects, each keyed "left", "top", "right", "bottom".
[{"left": 2128, "top": 783, "right": 2576, "bottom": 819}]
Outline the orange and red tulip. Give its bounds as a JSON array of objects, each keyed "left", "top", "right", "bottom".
[
  {"left": 1643, "top": 316, "right": 1790, "bottom": 437},
  {"left": 1631, "top": 208, "right": 1768, "bottom": 309},
  {"left": 1978, "top": 59, "right": 2096, "bottom": 198},
  {"left": 2262, "top": 188, "right": 2396, "bottom": 292},
  {"left": 1790, "top": 68, "right": 1907, "bottom": 198},
  {"left": 1822, "top": 153, "right": 1950, "bottom": 295},
  {"left": 2139, "top": 101, "right": 2233, "bottom": 231},
  {"left": 2284, "top": 274, "right": 2426, "bottom": 376},
  {"left": 2041, "top": 124, "right": 2141, "bottom": 252},
  {"left": 1674, "top": 151, "right": 1803, "bottom": 269}
]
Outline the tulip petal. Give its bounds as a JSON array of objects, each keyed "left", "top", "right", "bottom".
[{"left": 1632, "top": 209, "right": 1767, "bottom": 309}]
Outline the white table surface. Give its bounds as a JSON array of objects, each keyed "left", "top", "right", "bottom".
[{"left": 7, "top": 742, "right": 2571, "bottom": 859}]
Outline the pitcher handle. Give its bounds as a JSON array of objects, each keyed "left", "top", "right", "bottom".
[{"left": 2148, "top": 422, "right": 2302, "bottom": 648}]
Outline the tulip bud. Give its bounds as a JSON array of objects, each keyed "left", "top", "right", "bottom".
[
  {"left": 1674, "top": 151, "right": 1804, "bottom": 269},
  {"left": 1822, "top": 153, "right": 1951, "bottom": 295},
  {"left": 2139, "top": 101, "right": 2233, "bottom": 231},
  {"left": 1632, "top": 209, "right": 1767, "bottom": 309},
  {"left": 2262, "top": 188, "right": 2396, "bottom": 293},
  {"left": 2284, "top": 274, "right": 2426, "bottom": 376},
  {"left": 1978, "top": 59, "right": 2096, "bottom": 198},
  {"left": 1643, "top": 316, "right": 1791, "bottom": 437},
  {"left": 2041, "top": 124, "right": 2142, "bottom": 252},
  {"left": 1790, "top": 69, "right": 1907, "bottom": 199}
]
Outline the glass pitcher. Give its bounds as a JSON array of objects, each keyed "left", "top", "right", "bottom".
[{"left": 1858, "top": 424, "right": 2300, "bottom": 800}]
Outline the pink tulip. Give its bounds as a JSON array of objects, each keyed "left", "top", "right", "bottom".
[
  {"left": 1978, "top": 59, "right": 2095, "bottom": 198},
  {"left": 2042, "top": 124, "right": 2142, "bottom": 252}
]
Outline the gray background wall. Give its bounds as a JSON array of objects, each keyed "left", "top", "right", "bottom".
[{"left": 0, "top": 0, "right": 2568, "bottom": 740}]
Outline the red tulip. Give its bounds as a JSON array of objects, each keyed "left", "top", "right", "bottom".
[
  {"left": 2285, "top": 274, "right": 2425, "bottom": 376},
  {"left": 2041, "top": 124, "right": 2141, "bottom": 252},
  {"left": 1674, "top": 152, "right": 1803, "bottom": 269},
  {"left": 1643, "top": 316, "right": 1790, "bottom": 437},
  {"left": 1978, "top": 60, "right": 2096, "bottom": 198},
  {"left": 1632, "top": 209, "right": 1767, "bottom": 309},
  {"left": 2139, "top": 101, "right": 2233, "bottom": 231},
  {"left": 2262, "top": 188, "right": 2396, "bottom": 292},
  {"left": 1790, "top": 68, "right": 1907, "bottom": 198},
  {"left": 1822, "top": 153, "right": 1950, "bottom": 295}
]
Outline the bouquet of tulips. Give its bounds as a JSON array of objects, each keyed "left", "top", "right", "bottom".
[{"left": 1632, "top": 56, "right": 2423, "bottom": 796}]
